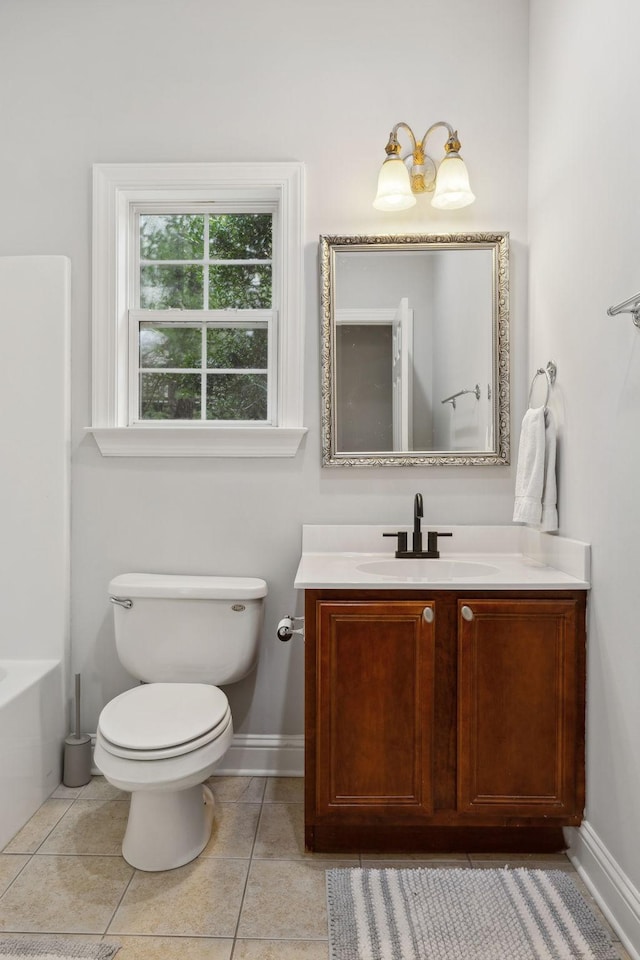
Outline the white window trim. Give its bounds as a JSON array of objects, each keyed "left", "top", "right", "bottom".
[{"left": 88, "top": 162, "right": 306, "bottom": 457}]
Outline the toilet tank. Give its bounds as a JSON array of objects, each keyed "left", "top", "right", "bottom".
[{"left": 108, "top": 573, "right": 267, "bottom": 684}]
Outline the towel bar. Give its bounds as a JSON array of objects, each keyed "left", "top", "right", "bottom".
[
  {"left": 528, "top": 361, "right": 557, "bottom": 408},
  {"left": 607, "top": 292, "right": 640, "bottom": 328},
  {"left": 441, "top": 384, "right": 481, "bottom": 409}
]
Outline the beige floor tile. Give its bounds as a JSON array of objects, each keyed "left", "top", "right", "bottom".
[
  {"left": 0, "top": 856, "right": 29, "bottom": 895},
  {"left": 207, "top": 777, "right": 266, "bottom": 804},
  {"left": 49, "top": 783, "right": 84, "bottom": 800},
  {"left": 104, "top": 935, "right": 233, "bottom": 959},
  {"left": 79, "top": 777, "right": 129, "bottom": 801},
  {"left": 201, "top": 803, "right": 260, "bottom": 859},
  {"left": 252, "top": 803, "right": 303, "bottom": 860},
  {"left": 263, "top": 777, "right": 304, "bottom": 803},
  {"left": 233, "top": 940, "right": 329, "bottom": 959},
  {"left": 238, "top": 859, "right": 341, "bottom": 939},
  {"left": 109, "top": 858, "right": 248, "bottom": 938},
  {"left": 253, "top": 804, "right": 357, "bottom": 862},
  {"left": 39, "top": 801, "right": 129, "bottom": 856},
  {"left": 3, "top": 801, "right": 74, "bottom": 854},
  {"left": 0, "top": 855, "right": 133, "bottom": 933}
]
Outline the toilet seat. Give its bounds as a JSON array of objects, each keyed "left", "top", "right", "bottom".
[{"left": 98, "top": 683, "right": 230, "bottom": 761}]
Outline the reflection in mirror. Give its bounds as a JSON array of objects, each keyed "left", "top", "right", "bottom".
[{"left": 320, "top": 234, "right": 510, "bottom": 467}]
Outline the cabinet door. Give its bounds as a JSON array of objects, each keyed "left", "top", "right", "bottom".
[
  {"left": 457, "top": 598, "right": 584, "bottom": 818},
  {"left": 315, "top": 601, "right": 435, "bottom": 821}
]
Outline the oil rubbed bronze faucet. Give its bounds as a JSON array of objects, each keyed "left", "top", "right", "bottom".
[
  {"left": 383, "top": 492, "right": 453, "bottom": 558},
  {"left": 413, "top": 492, "right": 424, "bottom": 553}
]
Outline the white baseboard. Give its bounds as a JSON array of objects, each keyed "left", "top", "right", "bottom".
[
  {"left": 565, "top": 821, "right": 640, "bottom": 959},
  {"left": 213, "top": 734, "right": 304, "bottom": 777},
  {"left": 91, "top": 733, "right": 304, "bottom": 779}
]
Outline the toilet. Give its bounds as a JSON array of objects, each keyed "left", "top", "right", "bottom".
[{"left": 94, "top": 572, "right": 267, "bottom": 871}]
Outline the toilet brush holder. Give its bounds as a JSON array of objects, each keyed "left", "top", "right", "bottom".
[
  {"left": 63, "top": 734, "right": 92, "bottom": 787},
  {"left": 63, "top": 673, "right": 92, "bottom": 787}
]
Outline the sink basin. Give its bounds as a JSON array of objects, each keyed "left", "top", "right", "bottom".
[{"left": 356, "top": 559, "right": 500, "bottom": 581}]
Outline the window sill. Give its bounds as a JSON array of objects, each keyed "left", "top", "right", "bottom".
[{"left": 87, "top": 426, "right": 307, "bottom": 458}]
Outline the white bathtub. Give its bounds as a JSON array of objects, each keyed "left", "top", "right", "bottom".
[{"left": 0, "top": 660, "right": 65, "bottom": 850}]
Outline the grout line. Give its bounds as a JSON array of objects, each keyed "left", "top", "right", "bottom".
[
  {"left": 229, "top": 780, "right": 266, "bottom": 950},
  {"left": 0, "top": 852, "right": 34, "bottom": 902},
  {"left": 13, "top": 796, "right": 78, "bottom": 856},
  {"left": 103, "top": 862, "right": 137, "bottom": 937}
]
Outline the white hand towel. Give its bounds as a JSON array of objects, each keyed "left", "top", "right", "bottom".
[
  {"left": 513, "top": 406, "right": 547, "bottom": 525},
  {"left": 540, "top": 407, "right": 558, "bottom": 532}
]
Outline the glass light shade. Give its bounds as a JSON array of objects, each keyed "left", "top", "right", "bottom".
[
  {"left": 373, "top": 156, "right": 416, "bottom": 211},
  {"left": 431, "top": 153, "right": 475, "bottom": 210}
]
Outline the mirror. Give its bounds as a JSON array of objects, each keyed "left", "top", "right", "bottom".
[{"left": 320, "top": 233, "right": 510, "bottom": 466}]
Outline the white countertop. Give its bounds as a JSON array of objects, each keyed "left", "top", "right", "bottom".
[{"left": 294, "top": 525, "right": 591, "bottom": 591}]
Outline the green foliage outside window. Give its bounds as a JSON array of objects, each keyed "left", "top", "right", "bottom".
[
  {"left": 137, "top": 212, "right": 273, "bottom": 421},
  {"left": 139, "top": 213, "right": 272, "bottom": 310}
]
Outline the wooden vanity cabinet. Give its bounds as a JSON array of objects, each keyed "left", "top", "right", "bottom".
[
  {"left": 313, "top": 600, "right": 436, "bottom": 821},
  {"left": 304, "top": 589, "right": 586, "bottom": 854}
]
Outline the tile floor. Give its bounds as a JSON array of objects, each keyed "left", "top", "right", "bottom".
[{"left": 0, "top": 776, "right": 631, "bottom": 960}]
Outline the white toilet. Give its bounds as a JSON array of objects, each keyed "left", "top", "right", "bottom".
[{"left": 94, "top": 572, "right": 267, "bottom": 871}]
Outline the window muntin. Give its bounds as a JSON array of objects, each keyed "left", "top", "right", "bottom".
[{"left": 132, "top": 209, "right": 275, "bottom": 424}]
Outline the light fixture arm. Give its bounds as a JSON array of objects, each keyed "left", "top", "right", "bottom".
[
  {"left": 384, "top": 122, "right": 417, "bottom": 156},
  {"left": 383, "top": 121, "right": 462, "bottom": 194},
  {"left": 418, "top": 121, "right": 459, "bottom": 153}
]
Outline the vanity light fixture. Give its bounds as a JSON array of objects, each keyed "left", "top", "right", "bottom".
[{"left": 373, "top": 121, "right": 475, "bottom": 212}]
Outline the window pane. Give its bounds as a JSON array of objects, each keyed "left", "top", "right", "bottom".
[
  {"left": 209, "top": 265, "right": 271, "bottom": 309},
  {"left": 140, "top": 214, "right": 204, "bottom": 260},
  {"left": 139, "top": 373, "right": 201, "bottom": 420},
  {"left": 206, "top": 373, "right": 268, "bottom": 420},
  {"left": 140, "top": 265, "right": 204, "bottom": 309},
  {"left": 209, "top": 213, "right": 272, "bottom": 260},
  {"left": 140, "top": 325, "right": 202, "bottom": 368},
  {"left": 207, "top": 328, "right": 268, "bottom": 369}
]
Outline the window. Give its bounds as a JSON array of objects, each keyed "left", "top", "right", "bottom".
[
  {"left": 135, "top": 210, "right": 274, "bottom": 423},
  {"left": 90, "top": 163, "right": 306, "bottom": 457}
]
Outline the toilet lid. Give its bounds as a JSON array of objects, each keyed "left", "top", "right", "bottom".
[{"left": 99, "top": 683, "right": 229, "bottom": 752}]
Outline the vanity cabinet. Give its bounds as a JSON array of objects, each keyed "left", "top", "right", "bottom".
[
  {"left": 313, "top": 600, "right": 436, "bottom": 821},
  {"left": 304, "top": 589, "right": 586, "bottom": 854}
]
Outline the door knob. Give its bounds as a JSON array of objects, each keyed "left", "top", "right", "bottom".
[
  {"left": 461, "top": 605, "right": 474, "bottom": 621},
  {"left": 423, "top": 607, "right": 434, "bottom": 623}
]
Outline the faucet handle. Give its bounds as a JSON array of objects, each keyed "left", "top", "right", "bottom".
[
  {"left": 383, "top": 531, "right": 408, "bottom": 555},
  {"left": 426, "top": 530, "right": 453, "bottom": 557}
]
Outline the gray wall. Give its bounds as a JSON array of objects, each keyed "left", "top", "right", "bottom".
[
  {"left": 529, "top": 0, "right": 640, "bottom": 939},
  {"left": 0, "top": 0, "right": 529, "bottom": 736}
]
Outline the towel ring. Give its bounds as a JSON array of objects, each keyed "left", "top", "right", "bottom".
[{"left": 528, "top": 361, "right": 557, "bottom": 408}]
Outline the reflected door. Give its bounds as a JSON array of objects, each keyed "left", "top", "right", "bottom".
[{"left": 392, "top": 297, "right": 413, "bottom": 451}]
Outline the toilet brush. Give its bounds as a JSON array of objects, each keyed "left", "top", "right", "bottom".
[{"left": 63, "top": 673, "right": 92, "bottom": 787}]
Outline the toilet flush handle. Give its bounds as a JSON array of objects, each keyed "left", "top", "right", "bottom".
[{"left": 109, "top": 596, "right": 133, "bottom": 609}]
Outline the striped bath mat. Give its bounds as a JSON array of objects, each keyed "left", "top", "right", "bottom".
[
  {"left": 0, "top": 943, "right": 118, "bottom": 960},
  {"left": 326, "top": 867, "right": 621, "bottom": 960}
]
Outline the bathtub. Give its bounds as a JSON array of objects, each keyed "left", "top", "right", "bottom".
[{"left": 0, "top": 660, "right": 65, "bottom": 850}]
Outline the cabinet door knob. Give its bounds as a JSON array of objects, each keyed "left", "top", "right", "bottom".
[
  {"left": 423, "top": 607, "right": 434, "bottom": 623},
  {"left": 461, "top": 605, "right": 474, "bottom": 621}
]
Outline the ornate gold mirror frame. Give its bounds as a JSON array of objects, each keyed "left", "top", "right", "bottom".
[{"left": 320, "top": 232, "right": 510, "bottom": 467}]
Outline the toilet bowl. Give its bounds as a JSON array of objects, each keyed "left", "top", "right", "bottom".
[
  {"left": 95, "top": 573, "right": 267, "bottom": 871},
  {"left": 95, "top": 683, "right": 233, "bottom": 871}
]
